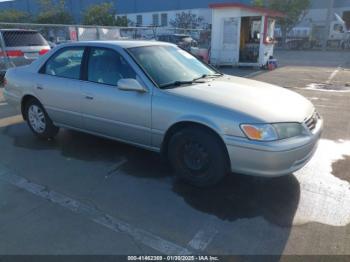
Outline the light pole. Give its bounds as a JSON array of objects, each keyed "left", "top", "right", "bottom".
[{"left": 323, "top": 0, "right": 335, "bottom": 50}]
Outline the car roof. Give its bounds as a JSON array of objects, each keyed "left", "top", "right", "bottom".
[{"left": 59, "top": 40, "right": 175, "bottom": 49}]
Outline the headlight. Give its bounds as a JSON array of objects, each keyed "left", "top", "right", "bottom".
[
  {"left": 240, "top": 124, "right": 278, "bottom": 141},
  {"left": 272, "top": 123, "right": 305, "bottom": 139},
  {"left": 241, "top": 123, "right": 305, "bottom": 141}
]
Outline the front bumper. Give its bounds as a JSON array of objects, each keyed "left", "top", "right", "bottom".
[{"left": 224, "top": 118, "right": 323, "bottom": 177}]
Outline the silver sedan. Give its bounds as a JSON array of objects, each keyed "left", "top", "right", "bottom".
[{"left": 3, "top": 41, "right": 323, "bottom": 187}]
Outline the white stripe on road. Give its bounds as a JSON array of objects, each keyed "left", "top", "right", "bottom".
[
  {"left": 244, "top": 70, "right": 263, "bottom": 78},
  {"left": 326, "top": 67, "right": 341, "bottom": 84},
  {"left": 187, "top": 227, "right": 218, "bottom": 251},
  {"left": 106, "top": 157, "right": 128, "bottom": 177},
  {"left": 0, "top": 165, "right": 191, "bottom": 255},
  {"left": 0, "top": 115, "right": 23, "bottom": 128}
]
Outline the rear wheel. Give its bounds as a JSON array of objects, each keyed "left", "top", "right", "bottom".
[
  {"left": 168, "top": 127, "right": 228, "bottom": 187},
  {"left": 25, "top": 99, "right": 59, "bottom": 139}
]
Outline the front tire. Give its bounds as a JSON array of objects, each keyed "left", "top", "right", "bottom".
[
  {"left": 168, "top": 127, "right": 228, "bottom": 187},
  {"left": 25, "top": 99, "right": 59, "bottom": 139}
]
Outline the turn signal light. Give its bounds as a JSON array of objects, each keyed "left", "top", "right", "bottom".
[{"left": 241, "top": 125, "right": 263, "bottom": 140}]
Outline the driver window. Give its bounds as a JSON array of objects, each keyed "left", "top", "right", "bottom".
[
  {"left": 88, "top": 48, "right": 136, "bottom": 86},
  {"left": 44, "top": 47, "right": 84, "bottom": 79}
]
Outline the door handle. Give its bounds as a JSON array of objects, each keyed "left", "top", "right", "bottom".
[
  {"left": 85, "top": 95, "right": 94, "bottom": 100},
  {"left": 36, "top": 85, "right": 43, "bottom": 90}
]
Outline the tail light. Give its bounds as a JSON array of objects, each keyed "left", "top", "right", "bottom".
[
  {"left": 4, "top": 50, "right": 24, "bottom": 57},
  {"left": 3, "top": 77, "right": 7, "bottom": 86},
  {"left": 39, "top": 49, "right": 50, "bottom": 56}
]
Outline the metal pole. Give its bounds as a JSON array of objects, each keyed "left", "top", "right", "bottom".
[{"left": 323, "top": 0, "right": 334, "bottom": 50}]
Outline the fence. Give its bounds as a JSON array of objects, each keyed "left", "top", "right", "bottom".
[{"left": 0, "top": 22, "right": 211, "bottom": 86}]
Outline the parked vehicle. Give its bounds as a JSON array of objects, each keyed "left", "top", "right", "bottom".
[
  {"left": 0, "top": 29, "right": 50, "bottom": 76},
  {"left": 157, "top": 34, "right": 197, "bottom": 51},
  {"left": 275, "top": 13, "right": 350, "bottom": 50},
  {"left": 3, "top": 41, "right": 323, "bottom": 187}
]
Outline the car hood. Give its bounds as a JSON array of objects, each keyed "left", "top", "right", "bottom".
[{"left": 165, "top": 76, "right": 315, "bottom": 123}]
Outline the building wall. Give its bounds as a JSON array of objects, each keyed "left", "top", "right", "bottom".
[
  {"left": 122, "top": 9, "right": 212, "bottom": 28},
  {"left": 0, "top": 0, "right": 349, "bottom": 26}
]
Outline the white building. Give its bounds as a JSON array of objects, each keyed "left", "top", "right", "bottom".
[
  {"left": 118, "top": 8, "right": 212, "bottom": 29},
  {"left": 117, "top": 1, "right": 350, "bottom": 31}
]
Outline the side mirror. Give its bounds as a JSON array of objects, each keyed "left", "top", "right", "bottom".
[{"left": 117, "top": 79, "right": 147, "bottom": 93}]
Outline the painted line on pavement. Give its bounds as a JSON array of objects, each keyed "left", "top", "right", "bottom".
[
  {"left": 0, "top": 164, "right": 191, "bottom": 255},
  {"left": 0, "top": 115, "right": 23, "bottom": 128},
  {"left": 106, "top": 157, "right": 128, "bottom": 177},
  {"left": 326, "top": 66, "right": 341, "bottom": 84},
  {"left": 244, "top": 70, "right": 263, "bottom": 78},
  {"left": 187, "top": 227, "right": 218, "bottom": 251}
]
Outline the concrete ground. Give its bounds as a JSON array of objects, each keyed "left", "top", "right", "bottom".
[{"left": 0, "top": 50, "right": 350, "bottom": 256}]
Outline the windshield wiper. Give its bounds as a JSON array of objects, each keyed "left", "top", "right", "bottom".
[
  {"left": 160, "top": 79, "right": 205, "bottom": 89},
  {"left": 193, "top": 73, "right": 223, "bottom": 81},
  {"left": 160, "top": 73, "right": 223, "bottom": 89}
]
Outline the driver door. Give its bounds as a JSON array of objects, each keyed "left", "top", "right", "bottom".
[{"left": 80, "top": 47, "right": 152, "bottom": 147}]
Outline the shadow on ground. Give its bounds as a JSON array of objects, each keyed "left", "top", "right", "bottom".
[
  {"left": 2, "top": 123, "right": 171, "bottom": 179},
  {"left": 2, "top": 122, "right": 300, "bottom": 229},
  {"left": 173, "top": 174, "right": 300, "bottom": 227}
]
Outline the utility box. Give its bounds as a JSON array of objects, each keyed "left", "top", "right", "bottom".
[{"left": 209, "top": 3, "right": 284, "bottom": 67}]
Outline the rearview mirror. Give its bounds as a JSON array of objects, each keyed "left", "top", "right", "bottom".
[{"left": 117, "top": 79, "right": 147, "bottom": 93}]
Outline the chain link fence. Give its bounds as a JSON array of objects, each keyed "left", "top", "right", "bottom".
[{"left": 0, "top": 22, "right": 211, "bottom": 86}]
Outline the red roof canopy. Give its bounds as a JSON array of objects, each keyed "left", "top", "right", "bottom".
[{"left": 209, "top": 3, "right": 285, "bottom": 17}]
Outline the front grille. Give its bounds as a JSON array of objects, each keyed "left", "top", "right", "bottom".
[{"left": 305, "top": 112, "right": 319, "bottom": 131}]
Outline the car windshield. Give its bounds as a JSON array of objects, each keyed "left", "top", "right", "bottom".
[{"left": 128, "top": 45, "right": 219, "bottom": 88}]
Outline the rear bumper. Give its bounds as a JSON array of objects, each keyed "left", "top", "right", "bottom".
[{"left": 224, "top": 119, "right": 323, "bottom": 177}]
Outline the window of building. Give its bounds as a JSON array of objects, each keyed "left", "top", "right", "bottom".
[
  {"left": 161, "top": 13, "right": 168, "bottom": 27},
  {"left": 136, "top": 15, "right": 142, "bottom": 26},
  {"left": 152, "top": 14, "right": 159, "bottom": 26}
]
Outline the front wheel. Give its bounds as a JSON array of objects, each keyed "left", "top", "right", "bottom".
[
  {"left": 25, "top": 99, "right": 59, "bottom": 139},
  {"left": 168, "top": 127, "right": 228, "bottom": 187}
]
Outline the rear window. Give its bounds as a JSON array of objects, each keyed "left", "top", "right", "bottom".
[{"left": 2, "top": 31, "right": 47, "bottom": 47}]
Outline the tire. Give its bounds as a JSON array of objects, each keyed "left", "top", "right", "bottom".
[
  {"left": 168, "top": 127, "right": 228, "bottom": 187},
  {"left": 24, "top": 98, "right": 59, "bottom": 140}
]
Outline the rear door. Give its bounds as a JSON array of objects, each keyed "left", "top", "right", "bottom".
[{"left": 35, "top": 46, "right": 85, "bottom": 128}]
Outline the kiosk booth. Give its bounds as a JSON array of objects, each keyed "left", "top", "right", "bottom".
[{"left": 209, "top": 3, "right": 284, "bottom": 67}]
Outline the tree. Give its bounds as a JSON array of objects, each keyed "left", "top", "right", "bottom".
[
  {"left": 35, "top": 0, "right": 74, "bottom": 24},
  {"left": 0, "top": 10, "right": 31, "bottom": 23},
  {"left": 253, "top": 0, "right": 311, "bottom": 46},
  {"left": 252, "top": 0, "right": 265, "bottom": 7},
  {"left": 83, "top": 2, "right": 124, "bottom": 26},
  {"left": 170, "top": 11, "right": 204, "bottom": 29}
]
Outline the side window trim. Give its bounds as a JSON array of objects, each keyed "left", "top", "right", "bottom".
[
  {"left": 39, "top": 46, "right": 86, "bottom": 80},
  {"left": 81, "top": 46, "right": 91, "bottom": 81},
  {"left": 85, "top": 46, "right": 136, "bottom": 87}
]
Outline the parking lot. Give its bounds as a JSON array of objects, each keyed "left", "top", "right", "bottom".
[{"left": 0, "top": 50, "right": 350, "bottom": 255}]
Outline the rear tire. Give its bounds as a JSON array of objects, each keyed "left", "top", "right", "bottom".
[
  {"left": 168, "top": 127, "right": 228, "bottom": 187},
  {"left": 24, "top": 98, "right": 59, "bottom": 140}
]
